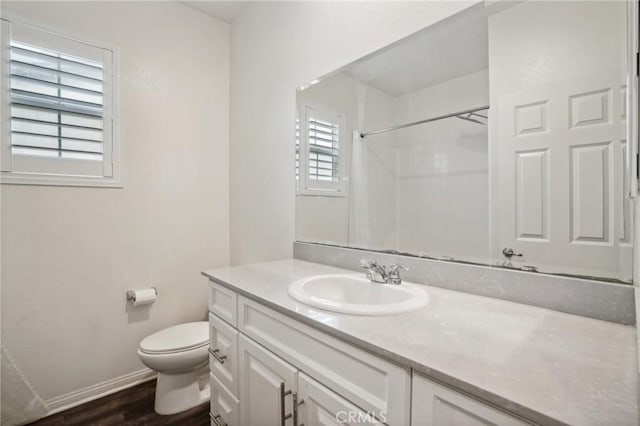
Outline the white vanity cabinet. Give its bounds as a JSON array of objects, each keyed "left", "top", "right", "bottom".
[
  {"left": 411, "top": 374, "right": 531, "bottom": 426},
  {"left": 208, "top": 280, "right": 409, "bottom": 426},
  {"left": 207, "top": 279, "right": 534, "bottom": 426}
]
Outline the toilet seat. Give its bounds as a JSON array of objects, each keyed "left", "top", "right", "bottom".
[{"left": 140, "top": 321, "right": 208, "bottom": 354}]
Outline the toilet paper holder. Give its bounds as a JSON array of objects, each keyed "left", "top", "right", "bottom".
[{"left": 127, "top": 287, "right": 157, "bottom": 302}]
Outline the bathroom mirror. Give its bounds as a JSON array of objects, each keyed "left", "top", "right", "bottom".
[{"left": 295, "top": 0, "right": 636, "bottom": 283}]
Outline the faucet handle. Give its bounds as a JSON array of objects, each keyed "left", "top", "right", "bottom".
[
  {"left": 360, "top": 259, "right": 378, "bottom": 282},
  {"left": 387, "top": 264, "right": 408, "bottom": 284},
  {"left": 360, "top": 258, "right": 377, "bottom": 269},
  {"left": 388, "top": 263, "right": 408, "bottom": 274}
]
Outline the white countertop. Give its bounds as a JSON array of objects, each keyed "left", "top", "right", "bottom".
[{"left": 202, "top": 259, "right": 638, "bottom": 426}]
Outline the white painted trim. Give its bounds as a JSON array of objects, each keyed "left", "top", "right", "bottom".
[
  {"left": 626, "top": 0, "right": 639, "bottom": 198},
  {"left": 1, "top": 171, "right": 123, "bottom": 187},
  {"left": 0, "top": 10, "right": 120, "bottom": 54},
  {"left": 43, "top": 368, "right": 156, "bottom": 416}
]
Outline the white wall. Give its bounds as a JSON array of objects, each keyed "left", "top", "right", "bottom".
[
  {"left": 295, "top": 73, "right": 359, "bottom": 245},
  {"left": 295, "top": 72, "right": 397, "bottom": 248},
  {"left": 229, "top": 1, "right": 479, "bottom": 265},
  {"left": 1, "top": 0, "right": 229, "bottom": 407},
  {"left": 360, "top": 86, "right": 398, "bottom": 250}
]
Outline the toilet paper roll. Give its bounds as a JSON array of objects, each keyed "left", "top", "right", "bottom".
[{"left": 132, "top": 288, "right": 157, "bottom": 307}]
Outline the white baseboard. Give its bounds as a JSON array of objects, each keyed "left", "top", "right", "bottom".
[{"left": 44, "top": 368, "right": 157, "bottom": 416}]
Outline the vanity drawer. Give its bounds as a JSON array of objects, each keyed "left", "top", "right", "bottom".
[
  {"left": 209, "top": 312, "right": 239, "bottom": 397},
  {"left": 238, "top": 295, "right": 410, "bottom": 426},
  {"left": 208, "top": 280, "right": 237, "bottom": 327},
  {"left": 210, "top": 373, "right": 239, "bottom": 426}
]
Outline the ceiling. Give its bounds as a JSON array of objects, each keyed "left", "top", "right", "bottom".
[
  {"left": 185, "top": 2, "right": 491, "bottom": 96},
  {"left": 181, "top": 1, "right": 247, "bottom": 23},
  {"left": 343, "top": 4, "right": 489, "bottom": 96}
]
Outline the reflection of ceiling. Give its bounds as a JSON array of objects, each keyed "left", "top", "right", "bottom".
[{"left": 344, "top": 4, "right": 488, "bottom": 96}]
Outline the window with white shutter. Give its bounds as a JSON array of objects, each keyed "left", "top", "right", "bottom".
[
  {"left": 297, "top": 105, "right": 345, "bottom": 196},
  {"left": 1, "top": 19, "right": 120, "bottom": 187}
]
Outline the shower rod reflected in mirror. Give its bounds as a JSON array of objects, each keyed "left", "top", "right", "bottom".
[{"left": 360, "top": 105, "right": 489, "bottom": 138}]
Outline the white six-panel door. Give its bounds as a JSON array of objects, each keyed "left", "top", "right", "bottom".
[{"left": 497, "top": 71, "right": 631, "bottom": 278}]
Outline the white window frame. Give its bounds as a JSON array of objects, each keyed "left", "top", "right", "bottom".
[
  {"left": 297, "top": 104, "right": 346, "bottom": 197},
  {"left": 0, "top": 16, "right": 121, "bottom": 188}
]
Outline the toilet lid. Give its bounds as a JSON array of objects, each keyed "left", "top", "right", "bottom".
[{"left": 140, "top": 321, "right": 208, "bottom": 354}]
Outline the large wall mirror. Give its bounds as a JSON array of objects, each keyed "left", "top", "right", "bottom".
[{"left": 295, "top": 0, "right": 637, "bottom": 283}]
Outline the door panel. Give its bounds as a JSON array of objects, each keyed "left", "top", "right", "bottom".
[
  {"left": 238, "top": 335, "right": 298, "bottom": 426},
  {"left": 297, "top": 372, "right": 383, "bottom": 426},
  {"left": 516, "top": 149, "right": 549, "bottom": 240},
  {"left": 411, "top": 374, "right": 529, "bottom": 426}
]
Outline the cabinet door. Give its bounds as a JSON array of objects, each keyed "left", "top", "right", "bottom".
[
  {"left": 239, "top": 334, "right": 298, "bottom": 426},
  {"left": 298, "top": 372, "right": 383, "bottom": 426},
  {"left": 412, "top": 374, "right": 530, "bottom": 426},
  {"left": 210, "top": 373, "right": 239, "bottom": 426}
]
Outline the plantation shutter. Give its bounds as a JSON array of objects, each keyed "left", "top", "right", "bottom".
[
  {"left": 307, "top": 115, "right": 340, "bottom": 182},
  {"left": 1, "top": 20, "right": 114, "bottom": 178},
  {"left": 298, "top": 105, "right": 345, "bottom": 195}
]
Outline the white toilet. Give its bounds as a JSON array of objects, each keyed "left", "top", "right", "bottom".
[{"left": 138, "top": 321, "right": 210, "bottom": 415}]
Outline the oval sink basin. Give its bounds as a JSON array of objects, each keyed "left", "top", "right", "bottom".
[{"left": 288, "top": 273, "right": 428, "bottom": 315}]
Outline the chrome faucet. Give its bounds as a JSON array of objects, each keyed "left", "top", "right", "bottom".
[
  {"left": 360, "top": 259, "right": 408, "bottom": 285},
  {"left": 387, "top": 263, "right": 408, "bottom": 285}
]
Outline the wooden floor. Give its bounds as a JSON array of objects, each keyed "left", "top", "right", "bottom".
[{"left": 28, "top": 380, "right": 210, "bottom": 426}]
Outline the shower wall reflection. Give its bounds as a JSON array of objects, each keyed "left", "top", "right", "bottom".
[{"left": 296, "top": 53, "right": 490, "bottom": 260}]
